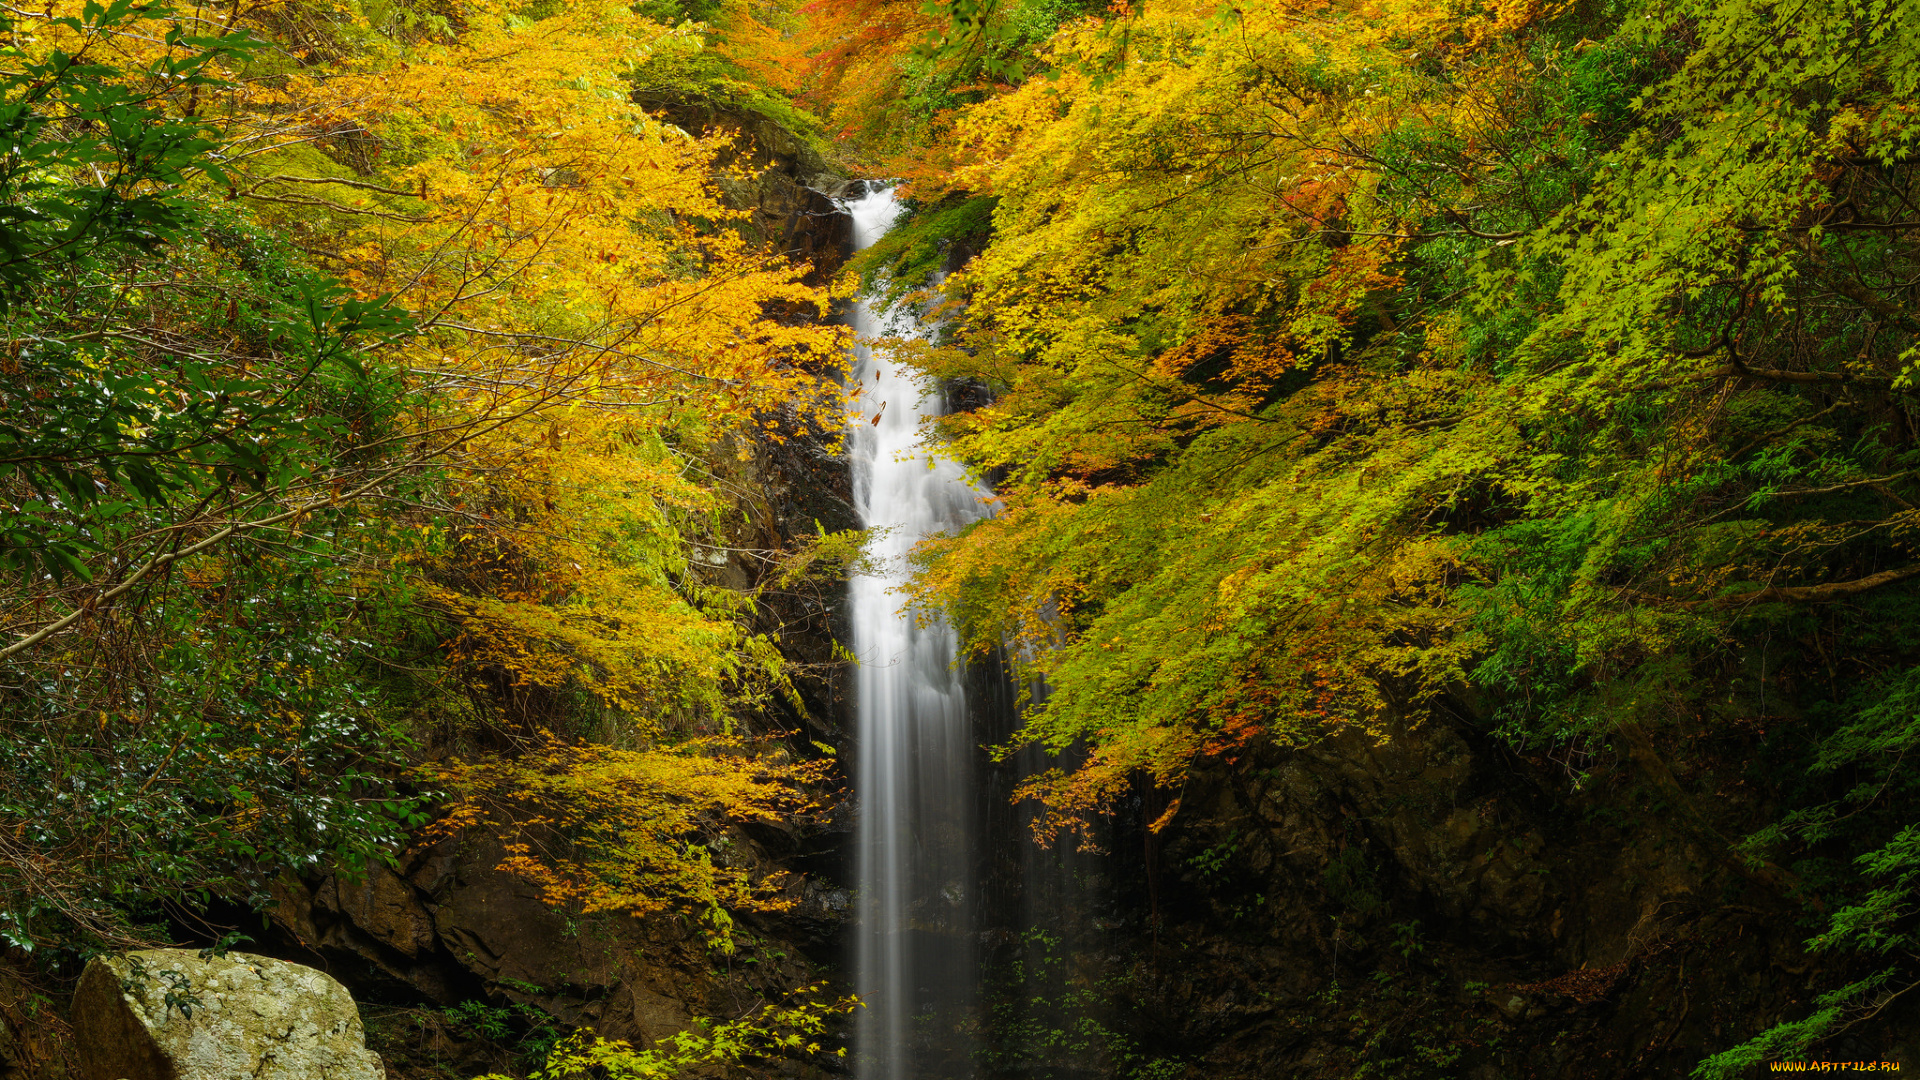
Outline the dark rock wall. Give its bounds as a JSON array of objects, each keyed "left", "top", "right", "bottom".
[
  {"left": 985, "top": 707, "right": 1920, "bottom": 1078},
  {"left": 636, "top": 93, "right": 855, "bottom": 283},
  {"left": 268, "top": 829, "right": 848, "bottom": 1076},
  {"left": 733, "top": 411, "right": 862, "bottom": 755}
]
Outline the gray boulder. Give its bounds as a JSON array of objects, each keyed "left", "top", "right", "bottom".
[{"left": 72, "top": 949, "right": 383, "bottom": 1080}]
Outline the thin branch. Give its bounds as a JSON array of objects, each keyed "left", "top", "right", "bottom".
[
  {"left": 2, "top": 470, "right": 400, "bottom": 660},
  {"left": 1689, "top": 562, "right": 1920, "bottom": 610},
  {"left": 244, "top": 174, "right": 426, "bottom": 199}
]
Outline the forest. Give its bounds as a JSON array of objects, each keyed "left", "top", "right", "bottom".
[{"left": 0, "top": 0, "right": 1915, "bottom": 1074}]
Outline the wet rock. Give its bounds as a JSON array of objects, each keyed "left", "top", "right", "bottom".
[{"left": 71, "top": 949, "right": 381, "bottom": 1080}]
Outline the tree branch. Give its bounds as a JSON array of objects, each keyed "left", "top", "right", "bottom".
[
  {"left": 1690, "top": 562, "right": 1920, "bottom": 610},
  {"left": 245, "top": 174, "right": 426, "bottom": 199}
]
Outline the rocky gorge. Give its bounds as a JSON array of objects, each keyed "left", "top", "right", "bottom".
[{"left": 5, "top": 0, "right": 1920, "bottom": 1072}]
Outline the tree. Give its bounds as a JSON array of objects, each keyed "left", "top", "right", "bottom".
[
  {"left": 852, "top": 0, "right": 1920, "bottom": 1063},
  {"left": 0, "top": 0, "right": 848, "bottom": 956}
]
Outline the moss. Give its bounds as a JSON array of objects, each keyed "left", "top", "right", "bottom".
[{"left": 847, "top": 194, "right": 998, "bottom": 307}]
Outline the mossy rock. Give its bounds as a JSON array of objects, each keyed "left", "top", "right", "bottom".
[{"left": 72, "top": 949, "right": 382, "bottom": 1080}]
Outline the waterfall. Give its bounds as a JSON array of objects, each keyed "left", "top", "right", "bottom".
[{"left": 846, "top": 186, "right": 988, "bottom": 1080}]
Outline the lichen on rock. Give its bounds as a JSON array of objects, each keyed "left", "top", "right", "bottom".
[{"left": 71, "top": 949, "right": 382, "bottom": 1080}]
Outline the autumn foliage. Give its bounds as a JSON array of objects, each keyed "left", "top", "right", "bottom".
[
  {"left": 424, "top": 737, "right": 827, "bottom": 941},
  {"left": 0, "top": 0, "right": 846, "bottom": 959},
  {"left": 806, "top": 0, "right": 1920, "bottom": 1063}
]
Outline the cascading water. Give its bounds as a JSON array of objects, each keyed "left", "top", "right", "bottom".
[{"left": 846, "top": 186, "right": 988, "bottom": 1080}]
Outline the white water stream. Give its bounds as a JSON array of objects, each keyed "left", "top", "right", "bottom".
[{"left": 845, "top": 186, "right": 988, "bottom": 1080}]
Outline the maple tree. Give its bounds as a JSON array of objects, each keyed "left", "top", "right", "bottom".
[
  {"left": 719, "top": 0, "right": 1104, "bottom": 184},
  {"left": 885, "top": 0, "right": 1560, "bottom": 828},
  {"left": 0, "top": 0, "right": 849, "bottom": 965},
  {"left": 798, "top": 0, "right": 1920, "bottom": 1065},
  {"left": 424, "top": 736, "right": 827, "bottom": 947}
]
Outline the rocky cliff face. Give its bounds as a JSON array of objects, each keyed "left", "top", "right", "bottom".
[
  {"left": 637, "top": 93, "right": 855, "bottom": 283},
  {"left": 268, "top": 827, "right": 849, "bottom": 1076},
  {"left": 978, "top": 704, "right": 1920, "bottom": 1078}
]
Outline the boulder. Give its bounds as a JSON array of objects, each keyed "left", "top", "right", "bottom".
[{"left": 71, "top": 949, "right": 383, "bottom": 1080}]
